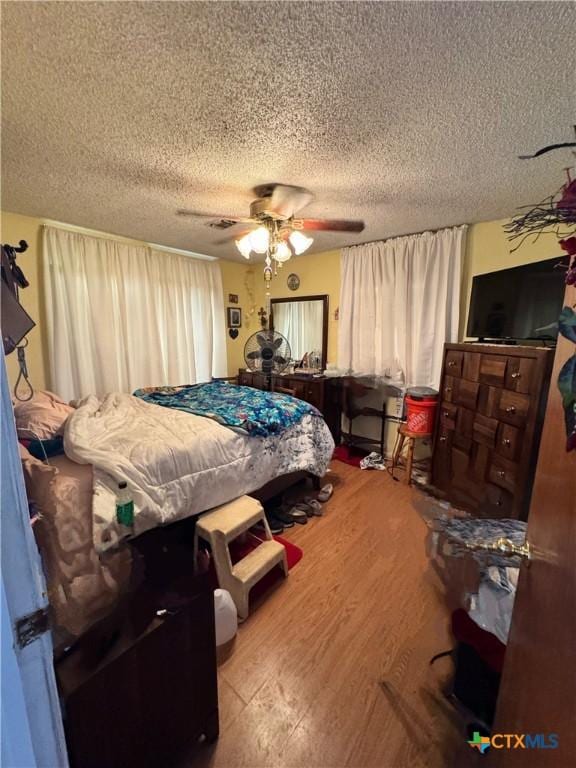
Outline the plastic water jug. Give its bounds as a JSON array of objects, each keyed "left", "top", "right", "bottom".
[{"left": 214, "top": 589, "right": 238, "bottom": 646}]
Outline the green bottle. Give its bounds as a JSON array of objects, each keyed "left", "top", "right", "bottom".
[{"left": 116, "top": 481, "right": 134, "bottom": 528}]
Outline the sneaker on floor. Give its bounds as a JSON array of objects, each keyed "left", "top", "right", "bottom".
[
  {"left": 271, "top": 509, "right": 296, "bottom": 527},
  {"left": 264, "top": 514, "right": 284, "bottom": 535},
  {"left": 303, "top": 497, "right": 323, "bottom": 516},
  {"left": 317, "top": 483, "right": 334, "bottom": 503},
  {"left": 284, "top": 504, "right": 309, "bottom": 524}
]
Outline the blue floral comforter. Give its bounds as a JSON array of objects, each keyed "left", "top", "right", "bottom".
[{"left": 133, "top": 380, "right": 321, "bottom": 437}]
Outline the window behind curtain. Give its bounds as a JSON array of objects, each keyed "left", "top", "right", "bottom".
[
  {"left": 338, "top": 226, "right": 466, "bottom": 388},
  {"left": 43, "top": 226, "right": 226, "bottom": 400}
]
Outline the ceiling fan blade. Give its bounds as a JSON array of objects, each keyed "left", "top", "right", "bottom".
[
  {"left": 272, "top": 337, "right": 284, "bottom": 349},
  {"left": 273, "top": 355, "right": 287, "bottom": 365},
  {"left": 177, "top": 209, "right": 254, "bottom": 224},
  {"left": 296, "top": 218, "right": 365, "bottom": 233},
  {"left": 177, "top": 209, "right": 234, "bottom": 219},
  {"left": 256, "top": 184, "right": 314, "bottom": 219}
]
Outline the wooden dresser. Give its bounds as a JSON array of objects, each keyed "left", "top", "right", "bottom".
[
  {"left": 431, "top": 343, "right": 553, "bottom": 520},
  {"left": 237, "top": 369, "right": 342, "bottom": 442}
]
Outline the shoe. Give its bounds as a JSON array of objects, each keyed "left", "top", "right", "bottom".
[
  {"left": 317, "top": 483, "right": 334, "bottom": 503},
  {"left": 290, "top": 501, "right": 316, "bottom": 519},
  {"left": 265, "top": 515, "right": 284, "bottom": 535},
  {"left": 271, "top": 509, "right": 296, "bottom": 528},
  {"left": 303, "top": 497, "right": 323, "bottom": 516},
  {"left": 285, "top": 505, "right": 309, "bottom": 524}
]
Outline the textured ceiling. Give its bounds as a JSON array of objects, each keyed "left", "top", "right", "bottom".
[{"left": 2, "top": 1, "right": 575, "bottom": 262}]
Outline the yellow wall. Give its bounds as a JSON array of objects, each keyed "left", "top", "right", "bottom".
[
  {"left": 226, "top": 223, "right": 564, "bottom": 375},
  {"left": 221, "top": 249, "right": 341, "bottom": 376},
  {"left": 224, "top": 224, "right": 564, "bottom": 375},
  {"left": 460, "top": 219, "right": 562, "bottom": 339},
  {"left": 3, "top": 208, "right": 564, "bottom": 386},
  {"left": 0, "top": 211, "right": 48, "bottom": 390},
  {"left": 265, "top": 249, "right": 341, "bottom": 366},
  {"left": 219, "top": 260, "right": 266, "bottom": 375}
]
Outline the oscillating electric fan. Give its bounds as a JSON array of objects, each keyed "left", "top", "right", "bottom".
[{"left": 244, "top": 330, "right": 291, "bottom": 375}]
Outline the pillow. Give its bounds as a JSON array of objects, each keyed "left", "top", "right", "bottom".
[
  {"left": 20, "top": 450, "right": 132, "bottom": 643},
  {"left": 13, "top": 390, "right": 74, "bottom": 440}
]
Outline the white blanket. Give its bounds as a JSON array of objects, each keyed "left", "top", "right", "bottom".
[{"left": 64, "top": 393, "right": 334, "bottom": 551}]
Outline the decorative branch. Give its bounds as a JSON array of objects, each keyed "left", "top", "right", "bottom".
[{"left": 504, "top": 179, "right": 576, "bottom": 252}]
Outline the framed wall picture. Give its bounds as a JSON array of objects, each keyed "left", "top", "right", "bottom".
[
  {"left": 227, "top": 307, "right": 242, "bottom": 328},
  {"left": 228, "top": 293, "right": 239, "bottom": 304},
  {"left": 287, "top": 273, "right": 300, "bottom": 291}
]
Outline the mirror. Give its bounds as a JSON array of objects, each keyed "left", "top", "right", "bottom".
[{"left": 270, "top": 294, "right": 328, "bottom": 370}]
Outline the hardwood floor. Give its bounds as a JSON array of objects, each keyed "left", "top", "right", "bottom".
[{"left": 188, "top": 461, "right": 465, "bottom": 768}]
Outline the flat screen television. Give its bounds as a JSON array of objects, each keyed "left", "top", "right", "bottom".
[{"left": 467, "top": 256, "right": 566, "bottom": 342}]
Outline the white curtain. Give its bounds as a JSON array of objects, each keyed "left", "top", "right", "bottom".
[
  {"left": 273, "top": 300, "right": 324, "bottom": 360},
  {"left": 338, "top": 226, "right": 466, "bottom": 388},
  {"left": 43, "top": 226, "right": 226, "bottom": 400}
]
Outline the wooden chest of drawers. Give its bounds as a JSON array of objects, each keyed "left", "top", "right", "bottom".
[
  {"left": 237, "top": 369, "right": 341, "bottom": 442},
  {"left": 432, "top": 344, "right": 553, "bottom": 520}
]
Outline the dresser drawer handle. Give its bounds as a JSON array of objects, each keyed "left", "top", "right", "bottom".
[
  {"left": 445, "top": 386, "right": 452, "bottom": 392},
  {"left": 511, "top": 372, "right": 521, "bottom": 379},
  {"left": 496, "top": 499, "right": 503, "bottom": 506},
  {"left": 447, "top": 360, "right": 456, "bottom": 367},
  {"left": 503, "top": 438, "right": 511, "bottom": 446},
  {"left": 497, "top": 470, "right": 505, "bottom": 478},
  {"left": 505, "top": 406, "right": 516, "bottom": 414},
  {"left": 443, "top": 410, "right": 450, "bottom": 418},
  {"left": 439, "top": 436, "right": 447, "bottom": 443}
]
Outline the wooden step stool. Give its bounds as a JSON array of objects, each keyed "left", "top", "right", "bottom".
[
  {"left": 194, "top": 496, "right": 288, "bottom": 620},
  {"left": 391, "top": 423, "right": 432, "bottom": 486}
]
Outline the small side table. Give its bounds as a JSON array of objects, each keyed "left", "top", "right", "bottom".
[{"left": 391, "top": 423, "right": 432, "bottom": 486}]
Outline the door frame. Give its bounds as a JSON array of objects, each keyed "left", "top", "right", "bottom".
[
  {"left": 488, "top": 282, "right": 576, "bottom": 766},
  {"left": 0, "top": 357, "right": 68, "bottom": 767}
]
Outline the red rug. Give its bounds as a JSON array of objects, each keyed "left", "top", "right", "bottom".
[
  {"left": 208, "top": 532, "right": 303, "bottom": 603},
  {"left": 333, "top": 444, "right": 368, "bottom": 467}
]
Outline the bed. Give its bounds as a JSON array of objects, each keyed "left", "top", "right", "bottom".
[{"left": 16, "top": 384, "right": 334, "bottom": 643}]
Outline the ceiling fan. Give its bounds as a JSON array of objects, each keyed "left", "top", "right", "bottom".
[{"left": 177, "top": 183, "right": 365, "bottom": 282}]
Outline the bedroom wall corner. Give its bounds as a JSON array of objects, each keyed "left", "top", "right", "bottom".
[{"left": 0, "top": 211, "right": 49, "bottom": 391}]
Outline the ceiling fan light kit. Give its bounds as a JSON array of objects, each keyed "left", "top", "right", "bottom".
[
  {"left": 236, "top": 232, "right": 253, "bottom": 259},
  {"left": 274, "top": 240, "right": 292, "bottom": 262},
  {"left": 235, "top": 220, "right": 312, "bottom": 268},
  {"left": 248, "top": 226, "right": 270, "bottom": 254},
  {"left": 178, "top": 183, "right": 365, "bottom": 288},
  {"left": 288, "top": 230, "right": 314, "bottom": 255}
]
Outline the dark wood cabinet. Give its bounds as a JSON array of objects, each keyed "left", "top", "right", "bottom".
[
  {"left": 431, "top": 343, "right": 553, "bottom": 520},
  {"left": 238, "top": 370, "right": 267, "bottom": 390},
  {"left": 56, "top": 567, "right": 218, "bottom": 768},
  {"left": 238, "top": 369, "right": 342, "bottom": 443}
]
